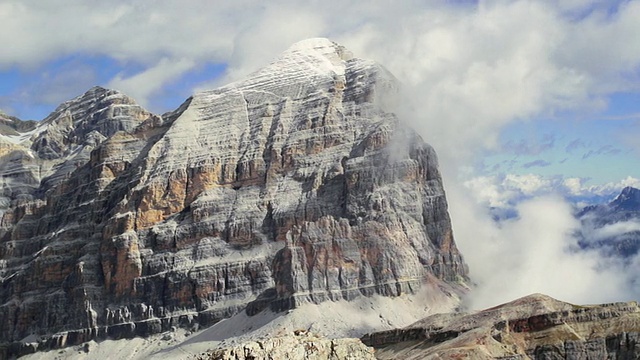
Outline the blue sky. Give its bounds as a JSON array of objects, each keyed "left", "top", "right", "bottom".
[
  {"left": 0, "top": 54, "right": 227, "bottom": 119},
  {"left": 1, "top": 0, "right": 639, "bottom": 192},
  {"left": 481, "top": 92, "right": 640, "bottom": 184}
]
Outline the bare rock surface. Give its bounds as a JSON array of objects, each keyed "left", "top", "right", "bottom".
[
  {"left": 363, "top": 293, "right": 640, "bottom": 359},
  {"left": 199, "top": 330, "right": 375, "bottom": 360},
  {"left": 19, "top": 287, "right": 459, "bottom": 360},
  {"left": 0, "top": 38, "right": 467, "bottom": 357}
]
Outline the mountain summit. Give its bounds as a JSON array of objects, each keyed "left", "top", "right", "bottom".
[
  {"left": 611, "top": 186, "right": 640, "bottom": 211},
  {"left": 578, "top": 186, "right": 640, "bottom": 257},
  {"left": 0, "top": 39, "right": 467, "bottom": 357}
]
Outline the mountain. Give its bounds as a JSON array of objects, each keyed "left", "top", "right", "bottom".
[
  {"left": 610, "top": 186, "right": 640, "bottom": 212},
  {"left": 578, "top": 186, "right": 640, "bottom": 257},
  {"left": 0, "top": 111, "right": 38, "bottom": 136},
  {"left": 0, "top": 38, "right": 468, "bottom": 357}
]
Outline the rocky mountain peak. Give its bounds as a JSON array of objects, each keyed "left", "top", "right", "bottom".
[
  {"left": 32, "top": 85, "right": 154, "bottom": 160},
  {"left": 0, "top": 39, "right": 467, "bottom": 357},
  {"left": 611, "top": 186, "right": 640, "bottom": 211},
  {"left": 0, "top": 109, "right": 11, "bottom": 121},
  {"left": 0, "top": 111, "right": 37, "bottom": 137}
]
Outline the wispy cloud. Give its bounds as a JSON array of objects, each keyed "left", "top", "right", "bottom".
[
  {"left": 581, "top": 220, "right": 640, "bottom": 244},
  {"left": 565, "top": 138, "right": 587, "bottom": 153},
  {"left": 582, "top": 144, "right": 622, "bottom": 159},
  {"left": 503, "top": 134, "right": 556, "bottom": 156},
  {"left": 523, "top": 159, "right": 552, "bottom": 168}
]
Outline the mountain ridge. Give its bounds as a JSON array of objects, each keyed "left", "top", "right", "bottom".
[{"left": 0, "top": 38, "right": 468, "bottom": 357}]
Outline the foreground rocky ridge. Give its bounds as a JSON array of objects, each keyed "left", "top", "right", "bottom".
[
  {"left": 0, "top": 38, "right": 467, "bottom": 357},
  {"left": 187, "top": 294, "right": 640, "bottom": 360},
  {"left": 363, "top": 293, "right": 640, "bottom": 359},
  {"left": 201, "top": 330, "right": 375, "bottom": 360}
]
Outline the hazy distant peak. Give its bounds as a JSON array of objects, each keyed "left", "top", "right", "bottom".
[{"left": 611, "top": 186, "right": 640, "bottom": 211}]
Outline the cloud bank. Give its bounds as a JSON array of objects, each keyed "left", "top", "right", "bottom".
[
  {"left": 450, "top": 189, "right": 639, "bottom": 309},
  {"left": 465, "top": 174, "right": 640, "bottom": 208}
]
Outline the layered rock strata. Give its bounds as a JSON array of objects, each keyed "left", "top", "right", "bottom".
[
  {"left": 0, "top": 38, "right": 467, "bottom": 357},
  {"left": 363, "top": 294, "right": 640, "bottom": 359}
]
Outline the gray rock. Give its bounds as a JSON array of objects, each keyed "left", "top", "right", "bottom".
[
  {"left": 0, "top": 38, "right": 467, "bottom": 357},
  {"left": 202, "top": 330, "right": 376, "bottom": 360},
  {"left": 364, "top": 293, "right": 640, "bottom": 359}
]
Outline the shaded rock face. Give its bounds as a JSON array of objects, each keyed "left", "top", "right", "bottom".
[
  {"left": 0, "top": 38, "right": 467, "bottom": 356},
  {"left": 363, "top": 293, "right": 640, "bottom": 359},
  {"left": 578, "top": 186, "right": 640, "bottom": 257}
]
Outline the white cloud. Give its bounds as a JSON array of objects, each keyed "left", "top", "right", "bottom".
[
  {"left": 450, "top": 188, "right": 638, "bottom": 309},
  {"left": 579, "top": 176, "right": 640, "bottom": 196},
  {"left": 584, "top": 221, "right": 640, "bottom": 243},
  {"left": 503, "top": 174, "right": 553, "bottom": 195},
  {"left": 463, "top": 176, "right": 517, "bottom": 208},
  {"left": 107, "top": 57, "right": 195, "bottom": 107},
  {"left": 464, "top": 173, "right": 640, "bottom": 209},
  {"left": 3, "top": 1, "right": 640, "bottom": 125}
]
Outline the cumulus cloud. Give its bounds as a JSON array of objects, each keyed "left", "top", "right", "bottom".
[
  {"left": 577, "top": 175, "right": 640, "bottom": 196},
  {"left": 3, "top": 1, "right": 640, "bottom": 125},
  {"left": 468, "top": 173, "right": 640, "bottom": 206},
  {"left": 450, "top": 191, "right": 638, "bottom": 309}
]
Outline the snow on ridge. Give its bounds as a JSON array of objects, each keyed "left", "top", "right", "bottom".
[
  {"left": 195, "top": 38, "right": 364, "bottom": 103},
  {"left": 0, "top": 123, "right": 49, "bottom": 145}
]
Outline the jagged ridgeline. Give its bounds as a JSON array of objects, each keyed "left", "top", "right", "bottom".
[{"left": 0, "top": 38, "right": 468, "bottom": 356}]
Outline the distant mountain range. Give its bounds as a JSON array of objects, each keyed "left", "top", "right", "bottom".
[{"left": 578, "top": 186, "right": 640, "bottom": 257}]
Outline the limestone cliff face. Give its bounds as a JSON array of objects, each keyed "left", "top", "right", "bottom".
[{"left": 0, "top": 38, "right": 467, "bottom": 357}]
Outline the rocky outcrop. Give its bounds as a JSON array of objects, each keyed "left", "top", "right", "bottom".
[
  {"left": 200, "top": 330, "right": 375, "bottom": 360},
  {"left": 363, "top": 293, "right": 640, "bottom": 359},
  {"left": 0, "top": 38, "right": 467, "bottom": 357}
]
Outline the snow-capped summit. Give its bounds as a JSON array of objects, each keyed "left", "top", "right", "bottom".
[{"left": 0, "top": 39, "right": 467, "bottom": 357}]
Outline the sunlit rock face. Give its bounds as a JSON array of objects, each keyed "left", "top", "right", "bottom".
[
  {"left": 363, "top": 294, "right": 640, "bottom": 359},
  {"left": 203, "top": 330, "right": 376, "bottom": 360},
  {"left": 0, "top": 38, "right": 467, "bottom": 357}
]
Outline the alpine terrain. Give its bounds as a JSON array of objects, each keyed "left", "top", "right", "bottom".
[
  {"left": 578, "top": 186, "right": 640, "bottom": 257},
  {"left": 0, "top": 38, "right": 468, "bottom": 358}
]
